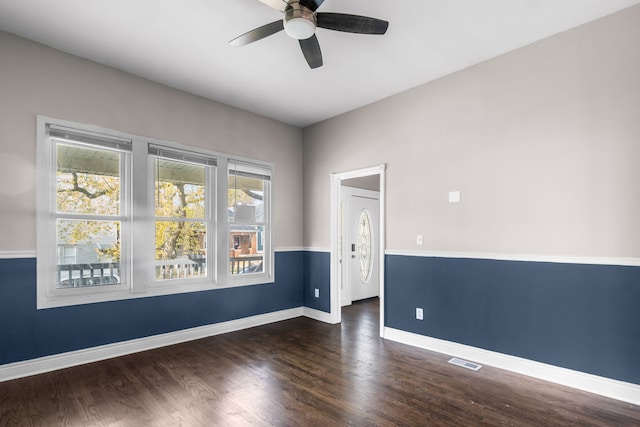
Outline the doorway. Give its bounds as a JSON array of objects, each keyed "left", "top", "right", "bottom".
[
  {"left": 341, "top": 186, "right": 380, "bottom": 306},
  {"left": 329, "top": 164, "right": 385, "bottom": 337}
]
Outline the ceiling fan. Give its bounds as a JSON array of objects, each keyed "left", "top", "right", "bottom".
[{"left": 229, "top": 0, "right": 389, "bottom": 69}]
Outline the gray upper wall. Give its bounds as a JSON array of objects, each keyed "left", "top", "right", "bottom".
[
  {"left": 0, "top": 30, "right": 303, "bottom": 252},
  {"left": 2, "top": 4, "right": 639, "bottom": 258},
  {"left": 342, "top": 175, "right": 380, "bottom": 192},
  {"left": 302, "top": 5, "right": 640, "bottom": 258}
]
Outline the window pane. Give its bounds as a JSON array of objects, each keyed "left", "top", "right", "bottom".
[
  {"left": 228, "top": 174, "right": 264, "bottom": 223},
  {"left": 56, "top": 219, "right": 121, "bottom": 288},
  {"left": 155, "top": 158, "right": 205, "bottom": 219},
  {"left": 155, "top": 220, "right": 207, "bottom": 280},
  {"left": 59, "top": 246, "right": 77, "bottom": 265},
  {"left": 56, "top": 144, "right": 121, "bottom": 215},
  {"left": 229, "top": 226, "right": 264, "bottom": 275}
]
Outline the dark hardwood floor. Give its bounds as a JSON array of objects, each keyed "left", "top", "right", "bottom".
[{"left": 1, "top": 298, "right": 638, "bottom": 426}]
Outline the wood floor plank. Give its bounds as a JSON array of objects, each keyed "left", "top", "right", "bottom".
[{"left": 1, "top": 298, "right": 639, "bottom": 426}]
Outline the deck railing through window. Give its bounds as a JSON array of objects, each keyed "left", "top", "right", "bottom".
[
  {"left": 230, "top": 255, "right": 263, "bottom": 275},
  {"left": 57, "top": 256, "right": 264, "bottom": 288},
  {"left": 57, "top": 263, "right": 121, "bottom": 288},
  {"left": 156, "top": 259, "right": 206, "bottom": 280}
]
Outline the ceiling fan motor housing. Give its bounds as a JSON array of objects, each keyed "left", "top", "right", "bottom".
[{"left": 283, "top": 2, "right": 316, "bottom": 40}]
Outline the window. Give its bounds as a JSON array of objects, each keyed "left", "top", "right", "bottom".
[
  {"left": 149, "top": 145, "right": 215, "bottom": 283},
  {"left": 37, "top": 117, "right": 273, "bottom": 308},
  {"left": 228, "top": 161, "right": 271, "bottom": 278},
  {"left": 44, "top": 124, "right": 131, "bottom": 295}
]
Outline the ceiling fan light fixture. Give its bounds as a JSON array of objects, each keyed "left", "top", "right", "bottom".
[
  {"left": 230, "top": 0, "right": 389, "bottom": 69},
  {"left": 283, "top": 4, "right": 316, "bottom": 40}
]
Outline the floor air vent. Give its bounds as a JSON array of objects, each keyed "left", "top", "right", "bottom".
[{"left": 448, "top": 357, "right": 482, "bottom": 371}]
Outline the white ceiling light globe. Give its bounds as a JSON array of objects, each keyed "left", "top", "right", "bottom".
[
  {"left": 285, "top": 17, "right": 316, "bottom": 40},
  {"left": 283, "top": 4, "right": 317, "bottom": 40}
]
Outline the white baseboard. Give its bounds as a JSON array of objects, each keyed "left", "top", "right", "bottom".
[
  {"left": 7, "top": 309, "right": 636, "bottom": 407},
  {"left": 384, "top": 327, "right": 640, "bottom": 406},
  {"left": 0, "top": 307, "right": 303, "bottom": 383},
  {"left": 303, "top": 306, "right": 335, "bottom": 323}
]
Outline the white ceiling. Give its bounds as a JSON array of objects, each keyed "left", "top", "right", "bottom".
[{"left": 1, "top": 0, "right": 639, "bottom": 127}]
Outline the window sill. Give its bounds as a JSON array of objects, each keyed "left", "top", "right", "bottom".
[{"left": 37, "top": 276, "right": 276, "bottom": 309}]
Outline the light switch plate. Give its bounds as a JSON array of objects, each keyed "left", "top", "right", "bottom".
[
  {"left": 416, "top": 234, "right": 423, "bottom": 245},
  {"left": 448, "top": 191, "right": 461, "bottom": 203},
  {"left": 314, "top": 288, "right": 319, "bottom": 298}
]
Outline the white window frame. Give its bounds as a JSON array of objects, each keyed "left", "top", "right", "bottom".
[
  {"left": 226, "top": 160, "right": 273, "bottom": 286},
  {"left": 148, "top": 144, "right": 217, "bottom": 290},
  {"left": 36, "top": 116, "right": 274, "bottom": 309}
]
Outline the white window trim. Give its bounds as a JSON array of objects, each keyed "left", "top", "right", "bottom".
[
  {"left": 37, "top": 117, "right": 133, "bottom": 308},
  {"left": 37, "top": 116, "right": 274, "bottom": 309}
]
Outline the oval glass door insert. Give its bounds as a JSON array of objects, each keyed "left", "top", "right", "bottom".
[{"left": 357, "top": 209, "right": 373, "bottom": 283}]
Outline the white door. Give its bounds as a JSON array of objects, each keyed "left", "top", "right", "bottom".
[{"left": 342, "top": 187, "right": 380, "bottom": 304}]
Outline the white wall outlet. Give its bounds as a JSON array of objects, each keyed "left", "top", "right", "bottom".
[
  {"left": 416, "top": 234, "right": 423, "bottom": 245},
  {"left": 448, "top": 190, "right": 461, "bottom": 203},
  {"left": 416, "top": 307, "right": 424, "bottom": 320},
  {"left": 314, "top": 288, "right": 319, "bottom": 298}
]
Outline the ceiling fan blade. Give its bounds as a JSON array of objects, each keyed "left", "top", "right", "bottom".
[
  {"left": 255, "top": 0, "right": 288, "bottom": 12},
  {"left": 229, "top": 20, "right": 284, "bottom": 47},
  {"left": 299, "top": 0, "right": 325, "bottom": 12},
  {"left": 299, "top": 35, "right": 323, "bottom": 69},
  {"left": 316, "top": 13, "right": 389, "bottom": 35}
]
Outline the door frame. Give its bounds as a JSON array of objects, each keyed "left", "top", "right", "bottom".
[{"left": 330, "top": 164, "right": 386, "bottom": 337}]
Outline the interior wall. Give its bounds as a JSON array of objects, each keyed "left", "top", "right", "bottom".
[
  {"left": 303, "top": 5, "right": 640, "bottom": 258},
  {"left": 342, "top": 175, "right": 380, "bottom": 192},
  {"left": 0, "top": 30, "right": 304, "bottom": 367},
  {"left": 301, "top": 5, "right": 640, "bottom": 385},
  {"left": 0, "top": 30, "right": 303, "bottom": 252}
]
